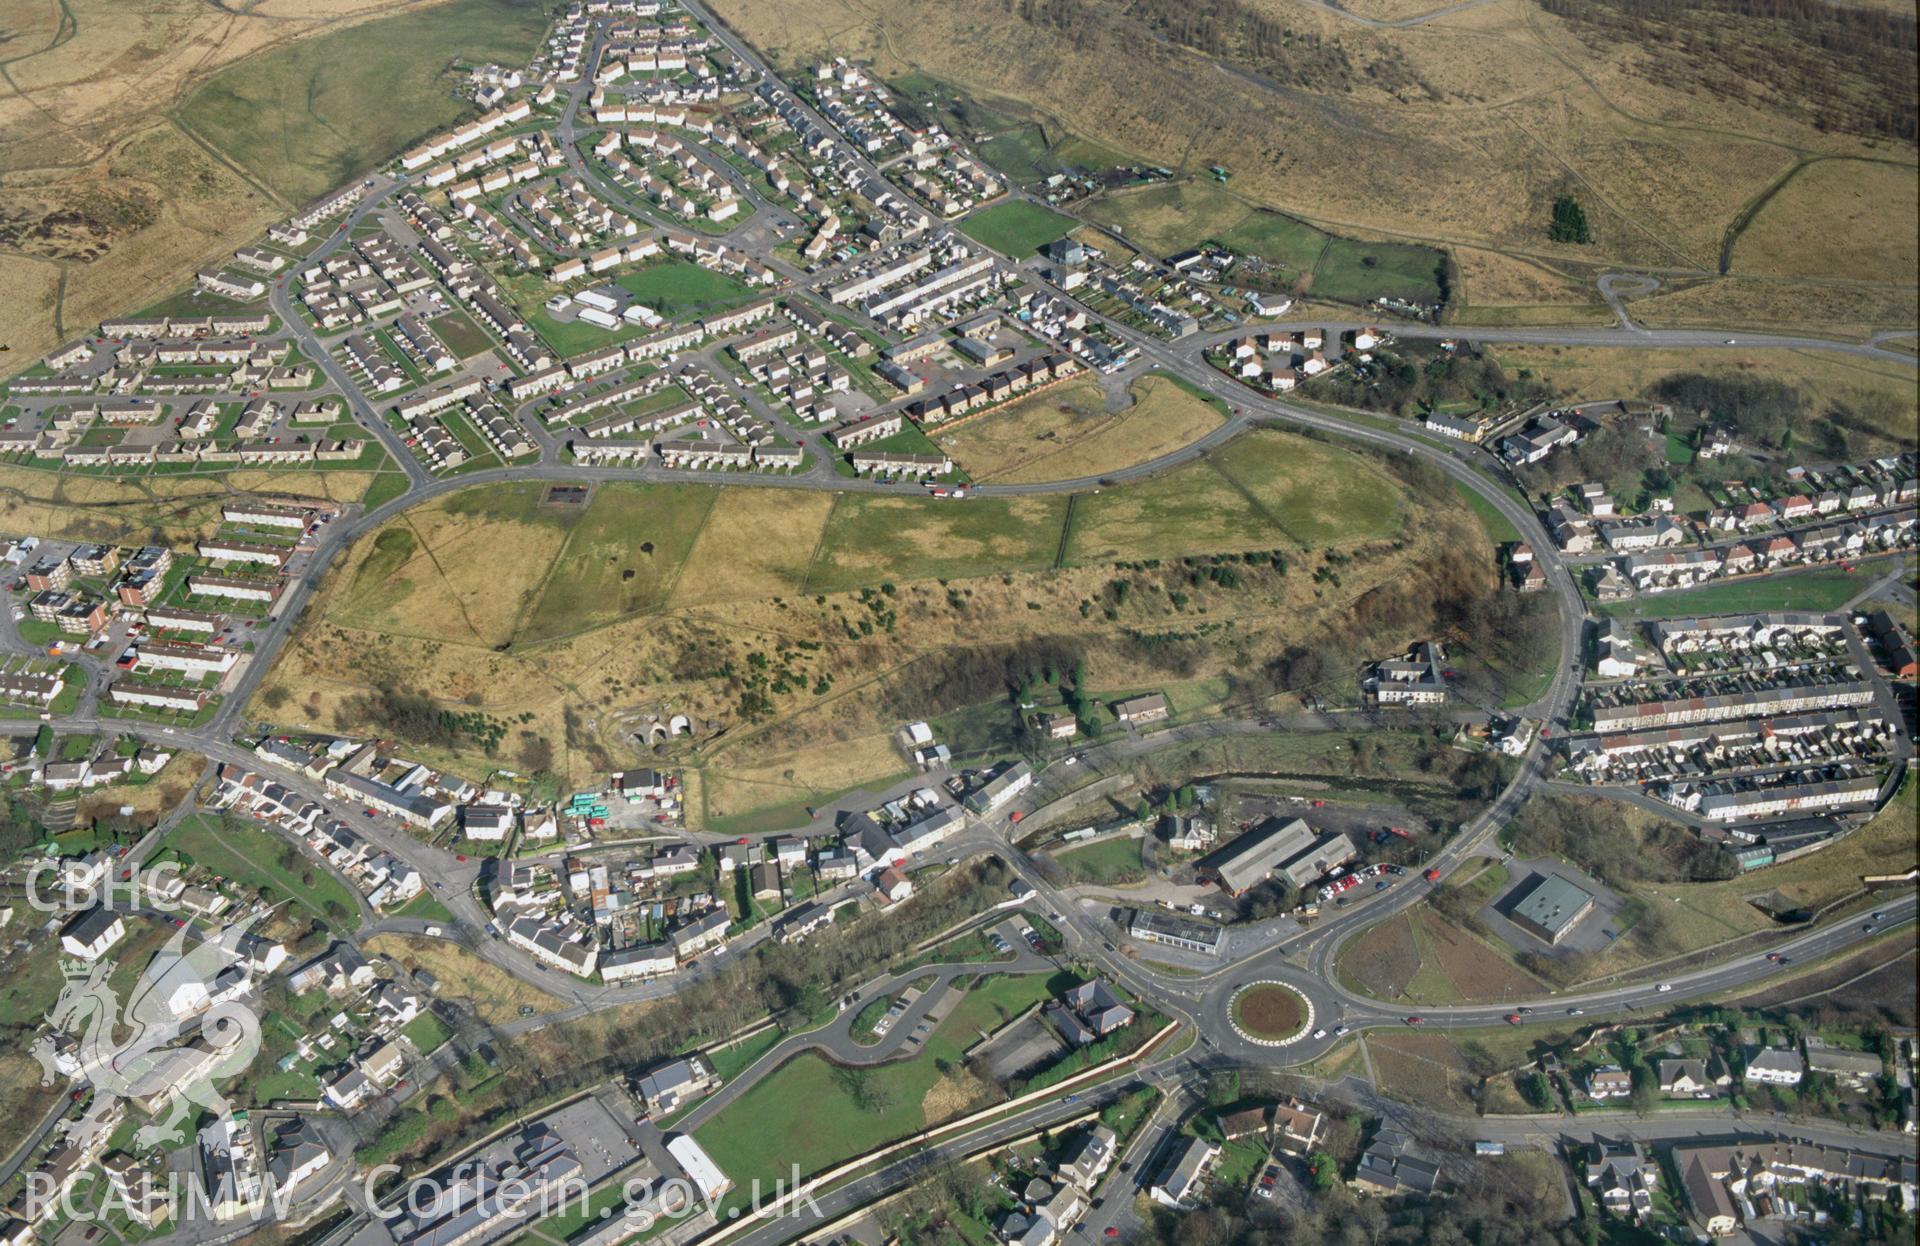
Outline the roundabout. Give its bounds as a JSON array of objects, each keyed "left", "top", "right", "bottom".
[{"left": 1227, "top": 981, "right": 1315, "bottom": 1047}]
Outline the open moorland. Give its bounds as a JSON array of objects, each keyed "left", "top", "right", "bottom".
[
  {"left": 254, "top": 430, "right": 1498, "bottom": 822},
  {"left": 0, "top": 0, "right": 551, "bottom": 365},
  {"left": 707, "top": 0, "right": 1917, "bottom": 333}
]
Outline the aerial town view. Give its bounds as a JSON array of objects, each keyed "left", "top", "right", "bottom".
[{"left": 0, "top": 0, "right": 1913, "bottom": 1244}]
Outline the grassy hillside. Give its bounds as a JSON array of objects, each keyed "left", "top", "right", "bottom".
[
  {"left": 705, "top": 0, "right": 1916, "bottom": 332},
  {"left": 257, "top": 431, "right": 1503, "bottom": 812},
  {"left": 178, "top": 0, "right": 552, "bottom": 205}
]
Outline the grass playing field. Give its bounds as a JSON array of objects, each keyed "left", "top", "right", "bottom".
[
  {"left": 1594, "top": 563, "right": 1888, "bottom": 620},
  {"left": 614, "top": 261, "right": 758, "bottom": 317},
  {"left": 693, "top": 973, "right": 1058, "bottom": 1210},
  {"left": 956, "top": 200, "right": 1077, "bottom": 256}
]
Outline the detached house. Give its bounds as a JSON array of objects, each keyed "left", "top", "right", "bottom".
[
  {"left": 60, "top": 907, "right": 126, "bottom": 961},
  {"left": 1745, "top": 1047, "right": 1804, "bottom": 1086},
  {"left": 1586, "top": 1138, "right": 1658, "bottom": 1223},
  {"left": 1045, "top": 978, "right": 1134, "bottom": 1046}
]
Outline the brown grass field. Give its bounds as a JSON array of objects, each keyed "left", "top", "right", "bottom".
[
  {"left": 364, "top": 933, "right": 565, "bottom": 1023},
  {"left": 707, "top": 0, "right": 1915, "bottom": 333},
  {"left": 1366, "top": 1031, "right": 1479, "bottom": 1113},
  {"left": 0, "top": 463, "right": 376, "bottom": 547},
  {"left": 1730, "top": 159, "right": 1920, "bottom": 284},
  {"left": 933, "top": 374, "right": 1226, "bottom": 484},
  {"left": 1338, "top": 907, "right": 1547, "bottom": 1005},
  {"left": 1728, "top": 937, "right": 1916, "bottom": 1029},
  {"left": 259, "top": 445, "right": 1492, "bottom": 816}
]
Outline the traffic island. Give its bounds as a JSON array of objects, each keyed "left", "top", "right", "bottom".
[{"left": 1228, "top": 981, "right": 1313, "bottom": 1047}]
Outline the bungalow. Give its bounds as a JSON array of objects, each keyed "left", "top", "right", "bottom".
[
  {"left": 1111, "top": 692, "right": 1170, "bottom": 726},
  {"left": 1658, "top": 1058, "right": 1717, "bottom": 1097},
  {"left": 1804, "top": 1045, "right": 1883, "bottom": 1090},
  {"left": 1744, "top": 1047, "right": 1804, "bottom": 1086},
  {"left": 962, "top": 762, "right": 1032, "bottom": 815},
  {"left": 599, "top": 942, "right": 678, "bottom": 983},
  {"left": 1218, "top": 1106, "right": 1268, "bottom": 1143},
  {"left": 1586, "top": 1066, "right": 1633, "bottom": 1100},
  {"left": 772, "top": 900, "right": 833, "bottom": 944},
  {"left": 107, "top": 682, "right": 207, "bottom": 714}
]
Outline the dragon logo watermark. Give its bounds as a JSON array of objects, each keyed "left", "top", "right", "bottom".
[{"left": 32, "top": 916, "right": 264, "bottom": 1157}]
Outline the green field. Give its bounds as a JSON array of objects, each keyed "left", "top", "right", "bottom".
[
  {"left": 614, "top": 261, "right": 757, "bottom": 317},
  {"left": 430, "top": 311, "right": 495, "bottom": 360},
  {"left": 1215, "top": 206, "right": 1330, "bottom": 274},
  {"left": 693, "top": 973, "right": 1059, "bottom": 1210},
  {"left": 1596, "top": 564, "right": 1879, "bottom": 619},
  {"left": 1208, "top": 430, "right": 1407, "bottom": 545},
  {"left": 1065, "top": 429, "right": 1405, "bottom": 561},
  {"left": 803, "top": 493, "right": 1070, "bottom": 592},
  {"left": 1310, "top": 238, "right": 1447, "bottom": 304},
  {"left": 519, "top": 483, "right": 717, "bottom": 641},
  {"left": 977, "top": 125, "right": 1134, "bottom": 186},
  {"left": 158, "top": 813, "right": 359, "bottom": 927},
  {"left": 177, "top": 0, "right": 552, "bottom": 205},
  {"left": 957, "top": 201, "right": 1077, "bottom": 256},
  {"left": 1454, "top": 479, "right": 1521, "bottom": 544},
  {"left": 1084, "top": 180, "right": 1444, "bottom": 301},
  {"left": 1054, "top": 836, "right": 1146, "bottom": 885}
]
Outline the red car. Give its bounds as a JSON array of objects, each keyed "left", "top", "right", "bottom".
[
  {"left": 1423, "top": 868, "right": 1441, "bottom": 882},
  {"left": 1504, "top": 1014, "right": 1522, "bottom": 1025},
  {"left": 1405, "top": 1016, "right": 1425, "bottom": 1026}
]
